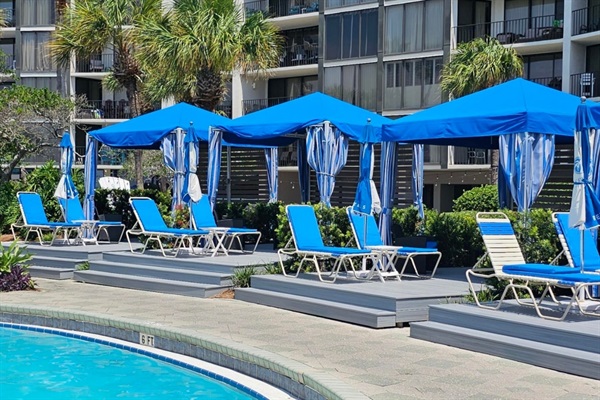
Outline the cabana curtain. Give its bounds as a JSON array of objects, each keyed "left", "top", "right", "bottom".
[
  {"left": 379, "top": 141, "right": 397, "bottom": 245},
  {"left": 265, "top": 148, "right": 279, "bottom": 203}
]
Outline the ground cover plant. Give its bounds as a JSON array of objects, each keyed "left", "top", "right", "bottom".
[{"left": 0, "top": 241, "right": 34, "bottom": 291}]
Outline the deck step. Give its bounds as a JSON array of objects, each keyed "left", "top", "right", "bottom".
[
  {"left": 88, "top": 260, "right": 232, "bottom": 286},
  {"left": 235, "top": 287, "right": 397, "bottom": 329},
  {"left": 29, "top": 266, "right": 74, "bottom": 280},
  {"left": 73, "top": 270, "right": 229, "bottom": 298},
  {"left": 29, "top": 255, "right": 86, "bottom": 271},
  {"left": 410, "top": 320, "right": 600, "bottom": 380}
]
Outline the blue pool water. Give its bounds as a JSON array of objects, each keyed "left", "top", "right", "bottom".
[{"left": 0, "top": 326, "right": 259, "bottom": 400}]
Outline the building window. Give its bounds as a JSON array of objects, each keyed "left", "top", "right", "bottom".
[
  {"left": 21, "top": 0, "right": 54, "bottom": 26},
  {"left": 523, "top": 52, "right": 562, "bottom": 89},
  {"left": 324, "top": 63, "right": 377, "bottom": 110},
  {"left": 20, "top": 77, "right": 58, "bottom": 91},
  {"left": 384, "top": 57, "right": 442, "bottom": 110},
  {"left": 384, "top": 0, "right": 444, "bottom": 55},
  {"left": 21, "top": 32, "right": 54, "bottom": 72},
  {"left": 325, "top": 0, "right": 377, "bottom": 10},
  {"left": 325, "top": 9, "right": 378, "bottom": 61}
]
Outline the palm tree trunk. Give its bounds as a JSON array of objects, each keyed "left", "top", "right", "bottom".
[
  {"left": 192, "top": 67, "right": 225, "bottom": 111},
  {"left": 490, "top": 149, "right": 499, "bottom": 184}
]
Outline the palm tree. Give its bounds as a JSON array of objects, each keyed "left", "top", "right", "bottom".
[
  {"left": 440, "top": 37, "right": 523, "bottom": 183},
  {"left": 51, "top": 0, "right": 163, "bottom": 188},
  {"left": 134, "top": 0, "right": 282, "bottom": 111}
]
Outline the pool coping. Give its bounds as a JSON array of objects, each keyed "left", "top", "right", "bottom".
[{"left": 0, "top": 304, "right": 369, "bottom": 400}]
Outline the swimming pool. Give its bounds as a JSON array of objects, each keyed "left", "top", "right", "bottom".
[{"left": 0, "top": 324, "right": 288, "bottom": 400}]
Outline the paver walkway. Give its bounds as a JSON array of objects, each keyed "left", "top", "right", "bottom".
[{"left": 1, "top": 279, "right": 598, "bottom": 399}]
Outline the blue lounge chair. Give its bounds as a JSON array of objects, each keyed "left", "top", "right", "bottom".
[
  {"left": 58, "top": 197, "right": 126, "bottom": 245},
  {"left": 467, "top": 212, "right": 600, "bottom": 320},
  {"left": 11, "top": 191, "right": 81, "bottom": 246},
  {"left": 278, "top": 205, "right": 376, "bottom": 283},
  {"left": 346, "top": 207, "right": 442, "bottom": 282},
  {"left": 127, "top": 197, "right": 209, "bottom": 257},
  {"left": 190, "top": 196, "right": 261, "bottom": 256},
  {"left": 552, "top": 212, "right": 600, "bottom": 272}
]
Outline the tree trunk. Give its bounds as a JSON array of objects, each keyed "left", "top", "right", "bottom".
[
  {"left": 192, "top": 67, "right": 225, "bottom": 111},
  {"left": 134, "top": 149, "right": 144, "bottom": 189},
  {"left": 490, "top": 149, "right": 499, "bottom": 184}
]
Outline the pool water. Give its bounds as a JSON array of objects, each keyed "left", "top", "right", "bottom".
[{"left": 0, "top": 326, "right": 259, "bottom": 400}]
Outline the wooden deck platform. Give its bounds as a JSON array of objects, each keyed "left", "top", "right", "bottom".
[{"left": 236, "top": 268, "right": 471, "bottom": 328}]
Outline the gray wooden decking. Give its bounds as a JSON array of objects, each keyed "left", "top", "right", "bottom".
[
  {"left": 410, "top": 303, "right": 600, "bottom": 380},
  {"left": 236, "top": 268, "right": 471, "bottom": 328}
]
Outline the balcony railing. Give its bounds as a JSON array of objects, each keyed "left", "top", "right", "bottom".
[
  {"left": 280, "top": 43, "right": 318, "bottom": 67},
  {"left": 244, "top": 0, "right": 318, "bottom": 19},
  {"left": 425, "top": 146, "right": 489, "bottom": 166},
  {"left": 215, "top": 103, "right": 232, "bottom": 118},
  {"left": 77, "top": 100, "right": 132, "bottom": 119},
  {"left": 242, "top": 96, "right": 295, "bottom": 115},
  {"left": 325, "top": 0, "right": 376, "bottom": 10},
  {"left": 2, "top": 8, "right": 15, "bottom": 27},
  {"left": 572, "top": 5, "right": 600, "bottom": 35},
  {"left": 98, "top": 146, "right": 127, "bottom": 166},
  {"left": 75, "top": 54, "right": 114, "bottom": 73},
  {"left": 529, "top": 76, "right": 562, "bottom": 90},
  {"left": 570, "top": 72, "right": 599, "bottom": 98},
  {"left": 455, "top": 14, "right": 563, "bottom": 45},
  {"left": 1, "top": 54, "right": 15, "bottom": 71}
]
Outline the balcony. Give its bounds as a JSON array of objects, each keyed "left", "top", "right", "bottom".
[
  {"left": 75, "top": 54, "right": 114, "bottom": 73},
  {"left": 0, "top": 53, "right": 15, "bottom": 71},
  {"left": 76, "top": 100, "right": 132, "bottom": 120},
  {"left": 570, "top": 72, "right": 599, "bottom": 98},
  {"left": 242, "top": 96, "right": 295, "bottom": 115},
  {"left": 572, "top": 5, "right": 600, "bottom": 36},
  {"left": 529, "top": 76, "right": 562, "bottom": 91},
  {"left": 279, "top": 42, "right": 318, "bottom": 67},
  {"left": 455, "top": 15, "right": 563, "bottom": 45},
  {"left": 2, "top": 8, "right": 15, "bottom": 27},
  {"left": 244, "top": 0, "right": 318, "bottom": 19},
  {"left": 215, "top": 103, "right": 232, "bottom": 118},
  {"left": 325, "top": 0, "right": 376, "bottom": 10},
  {"left": 425, "top": 146, "right": 489, "bottom": 167}
]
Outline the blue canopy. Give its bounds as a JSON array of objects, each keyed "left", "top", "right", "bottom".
[
  {"left": 89, "top": 103, "right": 230, "bottom": 149},
  {"left": 382, "top": 78, "right": 582, "bottom": 148},
  {"left": 215, "top": 92, "right": 390, "bottom": 144}
]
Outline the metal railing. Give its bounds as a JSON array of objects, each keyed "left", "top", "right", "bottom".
[
  {"left": 452, "top": 147, "right": 489, "bottom": 166},
  {"left": 242, "top": 96, "right": 296, "bottom": 115},
  {"left": 244, "top": 0, "right": 318, "bottom": 18},
  {"left": 2, "top": 8, "right": 15, "bottom": 27},
  {"left": 214, "top": 103, "right": 232, "bottom": 118},
  {"left": 570, "top": 72, "right": 599, "bottom": 98},
  {"left": 1, "top": 54, "right": 15, "bottom": 71},
  {"left": 279, "top": 43, "right": 318, "bottom": 68},
  {"left": 455, "top": 14, "right": 563, "bottom": 45},
  {"left": 75, "top": 54, "right": 114, "bottom": 73},
  {"left": 325, "top": 0, "right": 376, "bottom": 10},
  {"left": 529, "top": 76, "right": 562, "bottom": 90},
  {"left": 572, "top": 5, "right": 600, "bottom": 35},
  {"left": 76, "top": 99, "right": 131, "bottom": 119}
]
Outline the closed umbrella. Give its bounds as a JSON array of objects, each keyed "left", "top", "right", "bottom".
[
  {"left": 182, "top": 123, "right": 202, "bottom": 204},
  {"left": 207, "top": 128, "right": 223, "bottom": 210},
  {"left": 54, "top": 132, "right": 79, "bottom": 201},
  {"left": 569, "top": 101, "right": 600, "bottom": 273}
]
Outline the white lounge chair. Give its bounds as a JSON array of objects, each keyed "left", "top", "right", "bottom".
[{"left": 467, "top": 212, "right": 600, "bottom": 320}]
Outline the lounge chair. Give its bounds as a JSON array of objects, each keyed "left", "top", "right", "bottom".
[
  {"left": 552, "top": 212, "right": 600, "bottom": 272},
  {"left": 346, "top": 207, "right": 442, "bottom": 282},
  {"left": 190, "top": 195, "right": 261, "bottom": 257},
  {"left": 278, "top": 205, "right": 376, "bottom": 283},
  {"left": 467, "top": 212, "right": 600, "bottom": 320},
  {"left": 11, "top": 191, "right": 81, "bottom": 246},
  {"left": 127, "top": 197, "right": 209, "bottom": 257},
  {"left": 58, "top": 197, "right": 126, "bottom": 245}
]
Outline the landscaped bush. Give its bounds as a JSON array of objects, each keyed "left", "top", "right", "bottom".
[
  {"left": 0, "top": 241, "right": 34, "bottom": 292},
  {"left": 391, "top": 206, "right": 438, "bottom": 237},
  {"left": 453, "top": 184, "right": 499, "bottom": 212},
  {"left": 427, "top": 211, "right": 482, "bottom": 268},
  {"left": 242, "top": 202, "right": 281, "bottom": 244},
  {"left": 0, "top": 181, "right": 21, "bottom": 234}
]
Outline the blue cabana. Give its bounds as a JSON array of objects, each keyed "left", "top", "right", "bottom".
[
  {"left": 212, "top": 93, "right": 391, "bottom": 207},
  {"left": 382, "top": 78, "right": 584, "bottom": 212}
]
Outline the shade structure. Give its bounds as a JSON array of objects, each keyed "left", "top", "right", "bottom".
[
  {"left": 306, "top": 122, "right": 349, "bottom": 206},
  {"left": 499, "top": 132, "right": 555, "bottom": 213},
  {"left": 54, "top": 133, "right": 78, "bottom": 201},
  {"left": 569, "top": 101, "right": 600, "bottom": 235},
  {"left": 182, "top": 123, "right": 202, "bottom": 204},
  {"left": 215, "top": 92, "right": 390, "bottom": 144},
  {"left": 382, "top": 78, "right": 581, "bottom": 148},
  {"left": 89, "top": 103, "right": 231, "bottom": 149}
]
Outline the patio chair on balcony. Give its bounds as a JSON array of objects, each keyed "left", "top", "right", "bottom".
[
  {"left": 89, "top": 59, "right": 104, "bottom": 72},
  {"left": 580, "top": 73, "right": 595, "bottom": 97},
  {"left": 466, "top": 212, "right": 600, "bottom": 320},
  {"left": 277, "top": 205, "right": 376, "bottom": 283}
]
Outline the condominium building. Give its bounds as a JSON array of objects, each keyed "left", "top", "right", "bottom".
[{"left": 3, "top": 0, "right": 599, "bottom": 209}]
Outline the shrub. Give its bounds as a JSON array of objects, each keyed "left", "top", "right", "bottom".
[
  {"left": 428, "top": 211, "right": 483, "bottom": 267},
  {"left": 232, "top": 266, "right": 258, "bottom": 288},
  {"left": 391, "top": 206, "right": 438, "bottom": 237},
  {"left": 453, "top": 185, "right": 498, "bottom": 212},
  {"left": 0, "top": 241, "right": 34, "bottom": 292},
  {"left": 241, "top": 202, "right": 281, "bottom": 244},
  {"left": 0, "top": 181, "right": 21, "bottom": 234}
]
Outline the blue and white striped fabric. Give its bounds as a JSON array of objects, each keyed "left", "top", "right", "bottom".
[
  {"left": 264, "top": 147, "right": 279, "bottom": 203},
  {"left": 207, "top": 128, "right": 223, "bottom": 211},
  {"left": 306, "top": 122, "right": 348, "bottom": 207},
  {"left": 83, "top": 136, "right": 97, "bottom": 222},
  {"left": 297, "top": 138, "right": 310, "bottom": 203},
  {"left": 499, "top": 132, "right": 555, "bottom": 213},
  {"left": 54, "top": 133, "right": 79, "bottom": 201},
  {"left": 378, "top": 141, "right": 397, "bottom": 245},
  {"left": 182, "top": 124, "right": 202, "bottom": 204},
  {"left": 352, "top": 142, "right": 381, "bottom": 215},
  {"left": 161, "top": 130, "right": 183, "bottom": 214},
  {"left": 412, "top": 144, "right": 424, "bottom": 219},
  {"left": 570, "top": 102, "right": 600, "bottom": 232}
]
